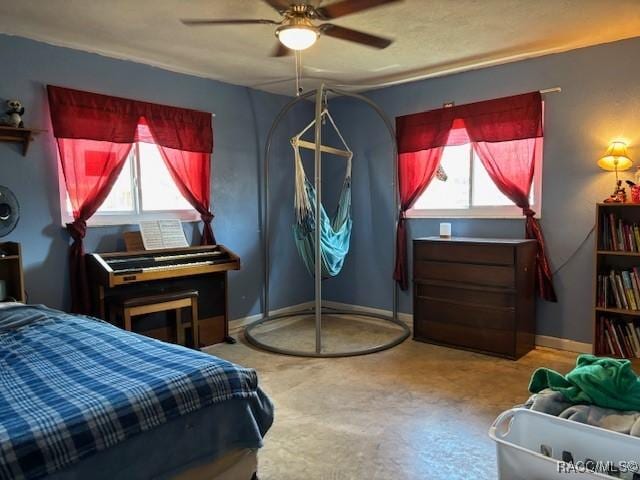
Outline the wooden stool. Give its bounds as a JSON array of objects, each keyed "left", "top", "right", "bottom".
[{"left": 109, "top": 290, "right": 199, "bottom": 348}]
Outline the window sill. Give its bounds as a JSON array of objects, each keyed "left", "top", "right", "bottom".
[
  {"left": 60, "top": 211, "right": 201, "bottom": 227},
  {"left": 406, "top": 208, "right": 541, "bottom": 220}
]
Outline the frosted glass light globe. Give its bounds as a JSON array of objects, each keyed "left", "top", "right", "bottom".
[{"left": 277, "top": 26, "right": 318, "bottom": 51}]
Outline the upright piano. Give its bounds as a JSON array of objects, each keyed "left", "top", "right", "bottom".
[{"left": 87, "top": 244, "right": 240, "bottom": 346}]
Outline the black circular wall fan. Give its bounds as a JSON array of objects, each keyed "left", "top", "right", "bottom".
[
  {"left": 0, "top": 186, "right": 19, "bottom": 237},
  {"left": 181, "top": 0, "right": 401, "bottom": 56}
]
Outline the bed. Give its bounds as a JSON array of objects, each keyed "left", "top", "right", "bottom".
[{"left": 0, "top": 303, "right": 273, "bottom": 480}]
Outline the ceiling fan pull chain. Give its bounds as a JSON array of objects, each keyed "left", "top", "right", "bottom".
[
  {"left": 295, "top": 50, "right": 304, "bottom": 96},
  {"left": 294, "top": 49, "right": 299, "bottom": 95},
  {"left": 299, "top": 51, "right": 304, "bottom": 96},
  {"left": 322, "top": 90, "right": 328, "bottom": 126}
]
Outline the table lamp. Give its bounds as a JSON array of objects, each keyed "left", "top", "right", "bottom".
[{"left": 598, "top": 141, "right": 632, "bottom": 202}]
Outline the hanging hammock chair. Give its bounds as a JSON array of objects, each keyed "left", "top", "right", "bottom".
[{"left": 292, "top": 110, "right": 353, "bottom": 278}]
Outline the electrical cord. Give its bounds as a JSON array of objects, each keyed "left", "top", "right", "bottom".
[{"left": 551, "top": 224, "right": 595, "bottom": 276}]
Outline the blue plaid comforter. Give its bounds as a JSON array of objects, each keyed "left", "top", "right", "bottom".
[{"left": 0, "top": 304, "right": 261, "bottom": 480}]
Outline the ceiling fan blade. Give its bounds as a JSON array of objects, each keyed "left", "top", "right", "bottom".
[
  {"left": 262, "top": 0, "right": 291, "bottom": 13},
  {"left": 271, "top": 42, "right": 293, "bottom": 57},
  {"left": 181, "top": 19, "right": 279, "bottom": 26},
  {"left": 315, "top": 0, "right": 402, "bottom": 20},
  {"left": 320, "top": 24, "right": 392, "bottom": 49}
]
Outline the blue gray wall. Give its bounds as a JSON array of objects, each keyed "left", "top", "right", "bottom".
[
  {"left": 0, "top": 34, "right": 312, "bottom": 318},
  {"left": 3, "top": 32, "right": 640, "bottom": 343},
  {"left": 325, "top": 37, "right": 640, "bottom": 344}
]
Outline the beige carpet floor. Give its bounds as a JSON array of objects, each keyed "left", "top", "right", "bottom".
[{"left": 205, "top": 333, "right": 577, "bottom": 480}]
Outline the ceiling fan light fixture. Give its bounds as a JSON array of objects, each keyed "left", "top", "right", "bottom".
[{"left": 276, "top": 24, "right": 318, "bottom": 51}]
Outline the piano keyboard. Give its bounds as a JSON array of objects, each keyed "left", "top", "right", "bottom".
[
  {"left": 107, "top": 250, "right": 222, "bottom": 266},
  {"left": 114, "top": 260, "right": 218, "bottom": 275},
  {"left": 152, "top": 251, "right": 222, "bottom": 262},
  {"left": 88, "top": 245, "right": 240, "bottom": 288}
]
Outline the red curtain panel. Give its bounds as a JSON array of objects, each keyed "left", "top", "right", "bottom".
[
  {"left": 394, "top": 92, "right": 557, "bottom": 301},
  {"left": 394, "top": 110, "right": 454, "bottom": 291},
  {"left": 393, "top": 147, "right": 446, "bottom": 290},
  {"left": 47, "top": 85, "right": 214, "bottom": 313},
  {"left": 464, "top": 93, "right": 556, "bottom": 301},
  {"left": 57, "top": 138, "right": 133, "bottom": 313},
  {"left": 138, "top": 119, "right": 216, "bottom": 244},
  {"left": 155, "top": 146, "right": 215, "bottom": 244}
]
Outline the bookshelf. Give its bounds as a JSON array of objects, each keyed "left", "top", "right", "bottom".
[{"left": 594, "top": 203, "right": 640, "bottom": 370}]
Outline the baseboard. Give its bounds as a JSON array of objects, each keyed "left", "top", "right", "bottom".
[
  {"left": 534, "top": 335, "right": 592, "bottom": 354},
  {"left": 321, "top": 300, "right": 413, "bottom": 328},
  {"left": 228, "top": 301, "right": 314, "bottom": 336},
  {"left": 230, "top": 300, "right": 592, "bottom": 354}
]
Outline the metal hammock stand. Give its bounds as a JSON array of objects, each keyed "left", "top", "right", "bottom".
[{"left": 244, "top": 84, "right": 410, "bottom": 357}]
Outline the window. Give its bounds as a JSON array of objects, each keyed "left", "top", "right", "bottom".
[
  {"left": 407, "top": 143, "right": 542, "bottom": 218},
  {"left": 60, "top": 141, "right": 197, "bottom": 226}
]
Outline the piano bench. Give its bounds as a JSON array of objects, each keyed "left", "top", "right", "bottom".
[{"left": 108, "top": 290, "right": 199, "bottom": 348}]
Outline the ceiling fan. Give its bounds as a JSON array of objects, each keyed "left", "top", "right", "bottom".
[{"left": 181, "top": 0, "right": 401, "bottom": 57}]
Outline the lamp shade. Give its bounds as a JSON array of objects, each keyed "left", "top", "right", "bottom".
[{"left": 598, "top": 141, "right": 632, "bottom": 171}]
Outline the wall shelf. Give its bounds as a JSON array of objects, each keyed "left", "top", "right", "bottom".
[{"left": 0, "top": 125, "right": 46, "bottom": 156}]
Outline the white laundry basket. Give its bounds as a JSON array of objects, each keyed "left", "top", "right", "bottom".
[{"left": 489, "top": 408, "right": 640, "bottom": 480}]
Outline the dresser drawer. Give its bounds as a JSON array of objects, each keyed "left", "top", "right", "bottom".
[
  {"left": 414, "top": 297, "right": 515, "bottom": 331},
  {"left": 415, "top": 282, "right": 515, "bottom": 308},
  {"left": 414, "top": 260, "right": 515, "bottom": 288},
  {"left": 414, "top": 320, "right": 515, "bottom": 357},
  {"left": 414, "top": 241, "right": 514, "bottom": 265}
]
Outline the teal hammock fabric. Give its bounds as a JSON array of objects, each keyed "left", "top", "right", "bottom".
[
  {"left": 293, "top": 178, "right": 352, "bottom": 277},
  {"left": 292, "top": 124, "right": 353, "bottom": 278}
]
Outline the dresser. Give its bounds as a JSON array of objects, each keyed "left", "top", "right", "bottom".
[{"left": 413, "top": 237, "right": 537, "bottom": 359}]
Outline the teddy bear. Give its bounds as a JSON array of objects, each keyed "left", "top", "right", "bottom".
[{"left": 0, "top": 100, "right": 25, "bottom": 128}]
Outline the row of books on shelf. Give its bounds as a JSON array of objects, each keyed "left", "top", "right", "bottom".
[
  {"left": 597, "top": 316, "right": 640, "bottom": 359},
  {"left": 596, "top": 269, "right": 640, "bottom": 310},
  {"left": 600, "top": 212, "right": 640, "bottom": 252}
]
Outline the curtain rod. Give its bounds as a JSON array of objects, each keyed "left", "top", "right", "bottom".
[{"left": 443, "top": 86, "right": 561, "bottom": 108}]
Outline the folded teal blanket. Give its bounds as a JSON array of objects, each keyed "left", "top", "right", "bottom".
[{"left": 529, "top": 354, "right": 640, "bottom": 411}]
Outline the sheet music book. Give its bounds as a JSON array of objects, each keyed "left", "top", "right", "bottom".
[{"left": 139, "top": 220, "right": 188, "bottom": 250}]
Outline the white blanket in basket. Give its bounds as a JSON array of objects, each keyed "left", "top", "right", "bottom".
[{"left": 524, "top": 388, "right": 640, "bottom": 437}]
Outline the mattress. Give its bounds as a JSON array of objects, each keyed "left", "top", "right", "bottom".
[
  {"left": 47, "top": 395, "right": 270, "bottom": 479},
  {"left": 0, "top": 303, "right": 273, "bottom": 480}
]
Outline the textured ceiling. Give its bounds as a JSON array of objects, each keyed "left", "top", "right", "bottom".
[{"left": 1, "top": 0, "right": 640, "bottom": 96}]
